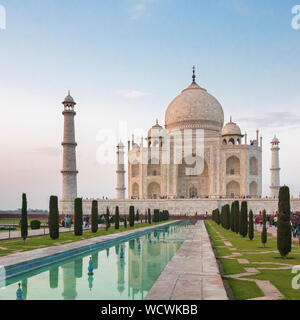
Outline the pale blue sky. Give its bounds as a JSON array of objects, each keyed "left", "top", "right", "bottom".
[{"left": 0, "top": 0, "right": 299, "bottom": 209}]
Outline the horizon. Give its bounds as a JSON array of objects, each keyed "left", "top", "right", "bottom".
[{"left": 0, "top": 0, "right": 300, "bottom": 209}]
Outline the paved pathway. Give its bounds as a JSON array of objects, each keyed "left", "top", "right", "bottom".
[{"left": 146, "top": 221, "right": 228, "bottom": 300}]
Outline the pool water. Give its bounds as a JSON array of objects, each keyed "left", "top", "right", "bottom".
[{"left": 0, "top": 222, "right": 191, "bottom": 300}]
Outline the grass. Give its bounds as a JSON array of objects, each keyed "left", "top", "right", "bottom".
[
  {"left": 0, "top": 219, "right": 48, "bottom": 225},
  {"left": 228, "top": 278, "right": 264, "bottom": 300},
  {"left": 0, "top": 221, "right": 171, "bottom": 257},
  {"left": 205, "top": 220, "right": 300, "bottom": 300}
]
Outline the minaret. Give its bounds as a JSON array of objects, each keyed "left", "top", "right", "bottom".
[
  {"left": 61, "top": 91, "right": 78, "bottom": 202},
  {"left": 116, "top": 142, "right": 126, "bottom": 199},
  {"left": 270, "top": 135, "right": 280, "bottom": 198}
]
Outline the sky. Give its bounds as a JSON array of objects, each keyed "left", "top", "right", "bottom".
[{"left": 0, "top": 0, "right": 299, "bottom": 209}]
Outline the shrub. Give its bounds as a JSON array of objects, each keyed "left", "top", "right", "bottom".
[
  {"left": 240, "top": 201, "right": 248, "bottom": 237},
  {"left": 115, "top": 206, "right": 120, "bottom": 230},
  {"left": 277, "top": 186, "right": 292, "bottom": 258},
  {"left": 261, "top": 209, "right": 267, "bottom": 247},
  {"left": 74, "top": 198, "right": 83, "bottom": 236},
  {"left": 49, "top": 195, "right": 59, "bottom": 239},
  {"left": 91, "top": 200, "right": 98, "bottom": 233},
  {"left": 248, "top": 210, "right": 254, "bottom": 240},
  {"left": 129, "top": 206, "right": 135, "bottom": 227},
  {"left": 21, "top": 193, "right": 28, "bottom": 241},
  {"left": 30, "top": 220, "right": 41, "bottom": 230},
  {"left": 124, "top": 216, "right": 127, "bottom": 228}
]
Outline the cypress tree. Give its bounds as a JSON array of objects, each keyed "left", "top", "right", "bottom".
[
  {"left": 74, "top": 198, "right": 83, "bottom": 236},
  {"left": 129, "top": 206, "right": 135, "bottom": 227},
  {"left": 216, "top": 208, "right": 220, "bottom": 225},
  {"left": 234, "top": 201, "right": 240, "bottom": 234},
  {"left": 115, "top": 206, "right": 120, "bottom": 230},
  {"left": 153, "top": 209, "right": 160, "bottom": 222},
  {"left": 135, "top": 209, "right": 139, "bottom": 222},
  {"left": 105, "top": 207, "right": 110, "bottom": 231},
  {"left": 21, "top": 193, "right": 28, "bottom": 242},
  {"left": 124, "top": 216, "right": 127, "bottom": 228},
  {"left": 248, "top": 210, "right": 254, "bottom": 240},
  {"left": 148, "top": 209, "right": 152, "bottom": 224},
  {"left": 277, "top": 186, "right": 292, "bottom": 258},
  {"left": 225, "top": 204, "right": 231, "bottom": 230},
  {"left": 91, "top": 200, "right": 98, "bottom": 233},
  {"left": 230, "top": 202, "right": 235, "bottom": 232},
  {"left": 240, "top": 201, "right": 248, "bottom": 237},
  {"left": 49, "top": 195, "right": 59, "bottom": 239},
  {"left": 261, "top": 209, "right": 267, "bottom": 247}
]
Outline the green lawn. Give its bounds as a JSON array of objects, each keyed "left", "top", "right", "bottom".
[
  {"left": 0, "top": 219, "right": 48, "bottom": 225},
  {"left": 205, "top": 220, "right": 300, "bottom": 300},
  {"left": 0, "top": 221, "right": 171, "bottom": 257}
]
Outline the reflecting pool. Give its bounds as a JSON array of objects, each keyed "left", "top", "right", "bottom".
[{"left": 0, "top": 222, "right": 191, "bottom": 300}]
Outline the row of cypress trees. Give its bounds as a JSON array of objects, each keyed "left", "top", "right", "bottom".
[
  {"left": 211, "top": 186, "right": 292, "bottom": 258},
  {"left": 212, "top": 201, "right": 253, "bottom": 240}
]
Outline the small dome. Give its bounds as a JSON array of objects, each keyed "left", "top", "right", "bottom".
[
  {"left": 148, "top": 120, "right": 163, "bottom": 139},
  {"left": 222, "top": 118, "right": 242, "bottom": 136},
  {"left": 271, "top": 135, "right": 279, "bottom": 144},
  {"left": 63, "top": 91, "right": 76, "bottom": 104}
]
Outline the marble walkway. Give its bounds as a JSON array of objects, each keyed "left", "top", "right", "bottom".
[{"left": 146, "top": 221, "right": 228, "bottom": 300}]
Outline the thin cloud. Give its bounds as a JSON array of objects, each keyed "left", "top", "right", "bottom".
[
  {"left": 130, "top": 0, "right": 156, "bottom": 20},
  {"left": 237, "top": 112, "right": 300, "bottom": 128},
  {"left": 117, "top": 89, "right": 151, "bottom": 98}
]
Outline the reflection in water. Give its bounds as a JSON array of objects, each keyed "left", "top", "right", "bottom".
[
  {"left": 92, "top": 253, "right": 99, "bottom": 270},
  {"left": 117, "top": 256, "right": 125, "bottom": 295},
  {"left": 49, "top": 266, "right": 59, "bottom": 289},
  {"left": 0, "top": 222, "right": 190, "bottom": 300},
  {"left": 62, "top": 262, "right": 77, "bottom": 300},
  {"left": 88, "top": 275, "right": 94, "bottom": 291},
  {"left": 22, "top": 279, "right": 28, "bottom": 300},
  {"left": 75, "top": 258, "right": 83, "bottom": 279}
]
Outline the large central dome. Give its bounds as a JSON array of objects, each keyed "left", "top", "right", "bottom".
[{"left": 165, "top": 79, "right": 224, "bottom": 132}]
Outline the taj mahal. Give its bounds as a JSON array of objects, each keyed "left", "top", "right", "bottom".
[{"left": 59, "top": 69, "right": 300, "bottom": 216}]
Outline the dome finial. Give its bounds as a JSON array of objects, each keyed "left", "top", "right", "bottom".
[
  {"left": 156, "top": 118, "right": 158, "bottom": 125},
  {"left": 230, "top": 115, "right": 232, "bottom": 123},
  {"left": 192, "top": 66, "right": 196, "bottom": 83}
]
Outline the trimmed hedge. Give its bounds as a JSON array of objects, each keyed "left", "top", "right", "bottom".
[
  {"left": 248, "top": 210, "right": 254, "bottom": 240},
  {"left": 91, "top": 200, "right": 98, "bottom": 233},
  {"left": 277, "top": 186, "right": 292, "bottom": 257},
  {"left": 74, "top": 198, "right": 83, "bottom": 236},
  {"left": 115, "top": 206, "right": 120, "bottom": 230},
  {"left": 240, "top": 201, "right": 248, "bottom": 237},
  {"left": 49, "top": 195, "right": 59, "bottom": 239},
  {"left": 30, "top": 220, "right": 41, "bottom": 230},
  {"left": 21, "top": 193, "right": 28, "bottom": 241},
  {"left": 129, "top": 206, "right": 135, "bottom": 227}
]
